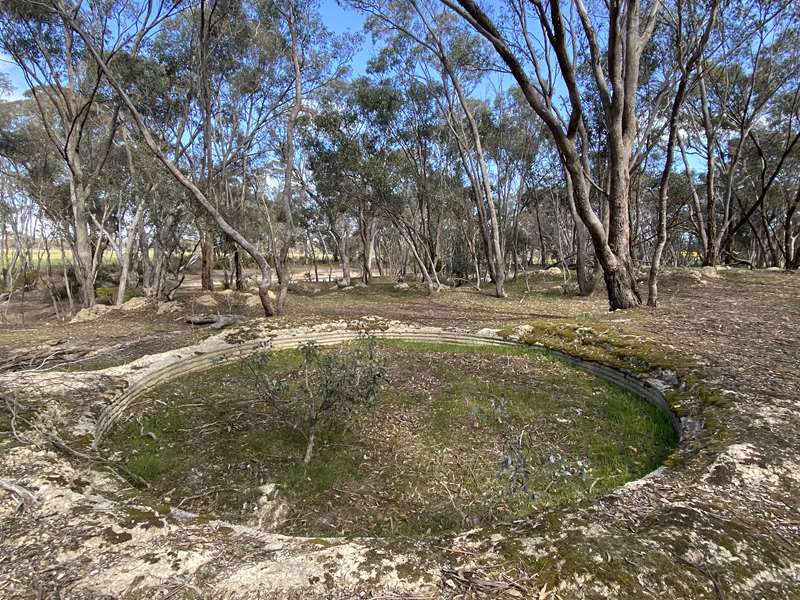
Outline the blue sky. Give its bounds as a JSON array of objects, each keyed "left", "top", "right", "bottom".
[
  {"left": 319, "top": 0, "right": 373, "bottom": 76},
  {"left": 0, "top": 54, "right": 25, "bottom": 101},
  {"left": 0, "top": 0, "right": 372, "bottom": 101}
]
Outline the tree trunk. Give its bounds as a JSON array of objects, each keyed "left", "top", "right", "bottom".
[
  {"left": 272, "top": 0, "right": 302, "bottom": 315},
  {"left": 784, "top": 186, "right": 799, "bottom": 269},
  {"left": 445, "top": 0, "right": 652, "bottom": 310},
  {"left": 333, "top": 229, "right": 350, "bottom": 286},
  {"left": 233, "top": 244, "right": 244, "bottom": 291},
  {"left": 359, "top": 209, "right": 374, "bottom": 284},
  {"left": 69, "top": 181, "right": 96, "bottom": 308},
  {"left": 565, "top": 172, "right": 596, "bottom": 296},
  {"left": 114, "top": 196, "right": 147, "bottom": 305},
  {"left": 200, "top": 229, "right": 214, "bottom": 291},
  {"left": 303, "top": 426, "right": 316, "bottom": 465}
]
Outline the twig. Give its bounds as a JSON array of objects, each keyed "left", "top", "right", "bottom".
[
  {"left": 368, "top": 594, "right": 436, "bottom": 600},
  {"left": 0, "top": 479, "right": 38, "bottom": 511},
  {"left": 177, "top": 486, "right": 227, "bottom": 508},
  {"left": 440, "top": 568, "right": 527, "bottom": 595},
  {"left": 675, "top": 555, "right": 724, "bottom": 599},
  {"left": 1, "top": 393, "right": 149, "bottom": 489}
]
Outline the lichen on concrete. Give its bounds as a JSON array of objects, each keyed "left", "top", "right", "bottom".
[{"left": 1, "top": 316, "right": 799, "bottom": 598}]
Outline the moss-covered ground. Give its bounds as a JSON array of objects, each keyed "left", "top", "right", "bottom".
[{"left": 106, "top": 340, "right": 676, "bottom": 537}]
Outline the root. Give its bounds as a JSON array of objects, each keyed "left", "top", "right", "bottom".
[
  {"left": 0, "top": 479, "right": 37, "bottom": 511},
  {"left": 2, "top": 393, "right": 150, "bottom": 489}
]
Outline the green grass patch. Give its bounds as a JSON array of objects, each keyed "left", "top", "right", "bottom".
[{"left": 106, "top": 341, "right": 677, "bottom": 537}]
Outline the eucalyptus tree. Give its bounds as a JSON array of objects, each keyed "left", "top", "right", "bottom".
[
  {"left": 381, "top": 72, "right": 449, "bottom": 280},
  {"left": 48, "top": 0, "right": 349, "bottom": 316},
  {"left": 0, "top": 0, "right": 125, "bottom": 307},
  {"left": 725, "top": 91, "right": 800, "bottom": 268},
  {"left": 355, "top": 0, "right": 509, "bottom": 297},
  {"left": 681, "top": 0, "right": 799, "bottom": 267},
  {"left": 719, "top": 37, "right": 800, "bottom": 267},
  {"left": 39, "top": 0, "right": 275, "bottom": 313},
  {"left": 265, "top": 0, "right": 352, "bottom": 311},
  {"left": 645, "top": 0, "right": 720, "bottom": 306},
  {"left": 367, "top": 42, "right": 470, "bottom": 283},
  {"left": 147, "top": 0, "right": 294, "bottom": 294},
  {"left": 304, "top": 79, "right": 402, "bottom": 287},
  {"left": 435, "top": 0, "right": 668, "bottom": 309},
  {"left": 483, "top": 88, "right": 551, "bottom": 284}
]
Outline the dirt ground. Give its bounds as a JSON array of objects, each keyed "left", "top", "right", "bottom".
[
  {"left": 1, "top": 266, "right": 799, "bottom": 599},
  {"left": 0, "top": 268, "right": 622, "bottom": 362}
]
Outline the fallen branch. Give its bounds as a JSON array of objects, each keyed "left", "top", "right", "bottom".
[
  {"left": 1, "top": 393, "right": 149, "bottom": 489},
  {"left": 186, "top": 314, "right": 249, "bottom": 329},
  {"left": 0, "top": 479, "right": 37, "bottom": 511},
  {"left": 441, "top": 568, "right": 527, "bottom": 596},
  {"left": 722, "top": 251, "right": 754, "bottom": 270},
  {"left": 0, "top": 344, "right": 93, "bottom": 375}
]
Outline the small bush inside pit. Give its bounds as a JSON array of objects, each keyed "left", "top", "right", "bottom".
[
  {"left": 247, "top": 336, "right": 385, "bottom": 464},
  {"left": 108, "top": 341, "right": 677, "bottom": 537}
]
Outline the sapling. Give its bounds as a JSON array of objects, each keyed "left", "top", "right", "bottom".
[
  {"left": 298, "top": 336, "right": 384, "bottom": 464},
  {"left": 247, "top": 336, "right": 384, "bottom": 465}
]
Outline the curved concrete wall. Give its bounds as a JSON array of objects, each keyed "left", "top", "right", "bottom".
[{"left": 93, "top": 326, "right": 684, "bottom": 448}]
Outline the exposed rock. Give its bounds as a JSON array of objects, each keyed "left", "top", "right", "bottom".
[
  {"left": 699, "top": 266, "right": 719, "bottom": 279},
  {"left": 353, "top": 281, "right": 368, "bottom": 288},
  {"left": 668, "top": 268, "right": 704, "bottom": 284},
  {"left": 156, "top": 302, "right": 183, "bottom": 315},
  {"left": 336, "top": 280, "right": 351, "bottom": 289},
  {"left": 119, "top": 297, "right": 151, "bottom": 312},
  {"left": 393, "top": 282, "right": 410, "bottom": 290},
  {"left": 248, "top": 483, "right": 290, "bottom": 531},
  {"left": 70, "top": 304, "right": 117, "bottom": 323},
  {"left": 647, "top": 368, "right": 680, "bottom": 393},
  {"left": 544, "top": 266, "right": 562, "bottom": 275},
  {"left": 194, "top": 294, "right": 218, "bottom": 308},
  {"left": 476, "top": 328, "right": 499, "bottom": 337},
  {"left": 244, "top": 291, "right": 276, "bottom": 308},
  {"left": 507, "top": 324, "right": 535, "bottom": 341}
]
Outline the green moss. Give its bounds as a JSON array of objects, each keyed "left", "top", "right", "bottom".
[
  {"left": 500, "top": 320, "right": 735, "bottom": 463},
  {"left": 499, "top": 320, "right": 692, "bottom": 374},
  {"left": 126, "top": 449, "right": 180, "bottom": 480},
  {"left": 106, "top": 341, "right": 679, "bottom": 538}
]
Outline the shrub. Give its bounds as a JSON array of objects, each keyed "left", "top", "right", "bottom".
[{"left": 247, "top": 336, "right": 385, "bottom": 465}]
